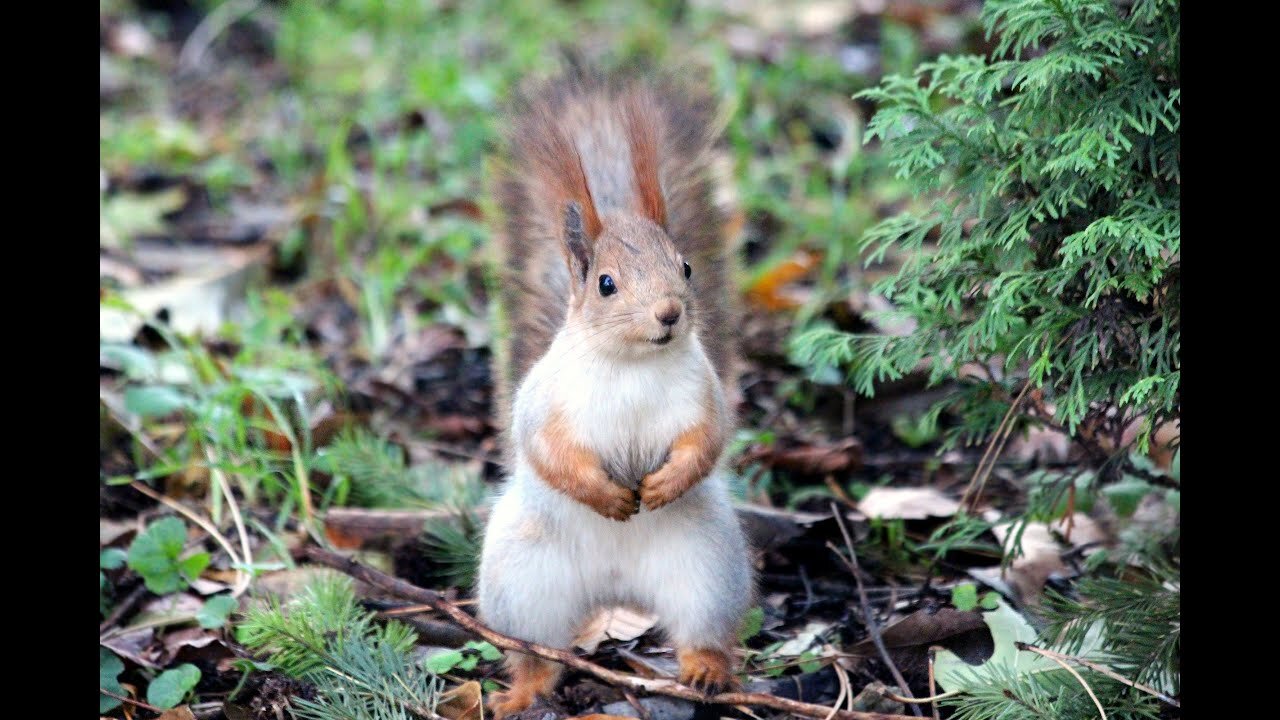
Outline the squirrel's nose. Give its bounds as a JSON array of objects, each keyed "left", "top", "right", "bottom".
[{"left": 655, "top": 300, "right": 682, "bottom": 327}]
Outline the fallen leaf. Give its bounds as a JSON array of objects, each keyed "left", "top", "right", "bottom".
[
  {"left": 857, "top": 487, "right": 959, "bottom": 520},
  {"left": 155, "top": 707, "right": 196, "bottom": 720},
  {"left": 738, "top": 438, "right": 863, "bottom": 475},
  {"left": 862, "top": 607, "right": 986, "bottom": 650},
  {"left": 986, "top": 512, "right": 1111, "bottom": 604},
  {"left": 100, "top": 187, "right": 188, "bottom": 249},
  {"left": 744, "top": 250, "right": 821, "bottom": 311},
  {"left": 773, "top": 620, "right": 834, "bottom": 656},
  {"left": 437, "top": 681, "right": 483, "bottom": 720},
  {"left": 933, "top": 600, "right": 1061, "bottom": 692},
  {"left": 575, "top": 607, "right": 659, "bottom": 653}
]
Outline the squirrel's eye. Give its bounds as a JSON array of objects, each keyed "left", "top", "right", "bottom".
[
  {"left": 599, "top": 274, "right": 617, "bottom": 297},
  {"left": 683, "top": 262, "right": 691, "bottom": 279}
]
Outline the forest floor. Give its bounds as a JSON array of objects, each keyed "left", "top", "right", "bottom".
[{"left": 100, "top": 1, "right": 1176, "bottom": 719}]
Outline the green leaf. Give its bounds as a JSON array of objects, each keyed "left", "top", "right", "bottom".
[
  {"left": 425, "top": 649, "right": 465, "bottom": 674},
  {"left": 934, "top": 599, "right": 1059, "bottom": 692},
  {"left": 1103, "top": 476, "right": 1152, "bottom": 518},
  {"left": 147, "top": 663, "right": 202, "bottom": 709},
  {"left": 456, "top": 654, "right": 479, "bottom": 671},
  {"left": 124, "top": 385, "right": 191, "bottom": 418},
  {"left": 465, "top": 640, "right": 502, "bottom": 661},
  {"left": 100, "top": 648, "right": 126, "bottom": 713},
  {"left": 739, "top": 606, "right": 765, "bottom": 642},
  {"left": 980, "top": 592, "right": 1000, "bottom": 610},
  {"left": 951, "top": 583, "right": 979, "bottom": 611},
  {"left": 100, "top": 547, "right": 128, "bottom": 570},
  {"left": 179, "top": 553, "right": 211, "bottom": 582},
  {"left": 482, "top": 679, "right": 500, "bottom": 693},
  {"left": 128, "top": 517, "right": 190, "bottom": 594},
  {"left": 798, "top": 650, "right": 823, "bottom": 674},
  {"left": 197, "top": 595, "right": 239, "bottom": 629},
  {"left": 100, "top": 343, "right": 157, "bottom": 380}
]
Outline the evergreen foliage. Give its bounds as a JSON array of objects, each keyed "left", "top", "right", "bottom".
[
  {"left": 237, "top": 574, "right": 443, "bottom": 720},
  {"left": 791, "top": 1, "right": 1180, "bottom": 717},
  {"left": 792, "top": 0, "right": 1179, "bottom": 457}
]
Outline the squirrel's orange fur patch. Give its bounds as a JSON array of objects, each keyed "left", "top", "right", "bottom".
[
  {"left": 677, "top": 646, "right": 737, "bottom": 693},
  {"left": 487, "top": 653, "right": 562, "bottom": 719},
  {"left": 640, "top": 393, "right": 725, "bottom": 510},
  {"left": 530, "top": 407, "right": 638, "bottom": 520}
]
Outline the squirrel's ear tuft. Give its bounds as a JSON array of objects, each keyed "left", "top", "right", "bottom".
[{"left": 563, "top": 201, "right": 593, "bottom": 284}]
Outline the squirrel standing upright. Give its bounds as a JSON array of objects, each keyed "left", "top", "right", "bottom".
[{"left": 478, "top": 67, "right": 753, "bottom": 718}]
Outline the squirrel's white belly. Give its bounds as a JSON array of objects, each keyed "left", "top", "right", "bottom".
[
  {"left": 480, "top": 463, "right": 748, "bottom": 647},
  {"left": 559, "top": 346, "right": 709, "bottom": 487}
]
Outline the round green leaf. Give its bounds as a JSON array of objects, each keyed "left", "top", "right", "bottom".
[
  {"left": 197, "top": 595, "right": 239, "bottom": 629},
  {"left": 147, "top": 663, "right": 201, "bottom": 709},
  {"left": 951, "top": 583, "right": 978, "bottom": 611},
  {"left": 100, "top": 648, "right": 126, "bottom": 713},
  {"left": 127, "top": 517, "right": 190, "bottom": 594},
  {"left": 739, "top": 606, "right": 765, "bottom": 642}
]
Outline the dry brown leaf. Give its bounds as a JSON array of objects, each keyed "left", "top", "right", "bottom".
[
  {"left": 739, "top": 438, "right": 863, "bottom": 475},
  {"left": 574, "top": 607, "right": 659, "bottom": 653},
  {"left": 154, "top": 707, "right": 196, "bottom": 720},
  {"left": 744, "top": 250, "right": 821, "bottom": 311},
  {"left": 848, "top": 608, "right": 986, "bottom": 655},
  {"left": 856, "top": 487, "right": 959, "bottom": 520},
  {"left": 437, "top": 681, "right": 483, "bottom": 720},
  {"left": 986, "top": 512, "right": 1112, "bottom": 604}
]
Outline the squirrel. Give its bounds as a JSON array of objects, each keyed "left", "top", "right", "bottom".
[{"left": 477, "top": 66, "right": 753, "bottom": 719}]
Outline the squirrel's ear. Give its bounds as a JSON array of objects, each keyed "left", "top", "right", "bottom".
[{"left": 563, "top": 201, "right": 593, "bottom": 285}]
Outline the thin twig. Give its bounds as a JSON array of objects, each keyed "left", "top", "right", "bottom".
[
  {"left": 1016, "top": 643, "right": 1106, "bottom": 719},
  {"left": 178, "top": 0, "right": 262, "bottom": 72},
  {"left": 130, "top": 480, "right": 246, "bottom": 578},
  {"left": 825, "top": 661, "right": 851, "bottom": 720},
  {"left": 927, "top": 646, "right": 941, "bottom": 720},
  {"left": 960, "top": 381, "right": 1031, "bottom": 510},
  {"left": 99, "top": 583, "right": 150, "bottom": 634},
  {"left": 880, "top": 689, "right": 961, "bottom": 705},
  {"left": 207, "top": 446, "right": 254, "bottom": 597},
  {"left": 1017, "top": 642, "right": 1179, "bottom": 707},
  {"left": 303, "top": 546, "right": 917, "bottom": 720},
  {"left": 100, "top": 688, "right": 163, "bottom": 713},
  {"left": 829, "top": 502, "right": 923, "bottom": 717}
]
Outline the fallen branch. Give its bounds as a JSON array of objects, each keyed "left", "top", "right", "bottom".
[{"left": 303, "top": 545, "right": 917, "bottom": 720}]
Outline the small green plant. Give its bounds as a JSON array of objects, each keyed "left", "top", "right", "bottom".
[
  {"left": 950, "top": 583, "right": 999, "bottom": 612},
  {"left": 424, "top": 640, "right": 502, "bottom": 675},
  {"left": 127, "top": 517, "right": 209, "bottom": 594},
  {"left": 197, "top": 594, "right": 239, "bottom": 629},
  {"left": 148, "top": 663, "right": 203, "bottom": 709}
]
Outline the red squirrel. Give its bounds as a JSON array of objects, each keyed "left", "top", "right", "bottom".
[{"left": 477, "top": 67, "right": 753, "bottom": 718}]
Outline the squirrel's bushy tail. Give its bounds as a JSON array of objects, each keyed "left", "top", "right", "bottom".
[{"left": 492, "top": 66, "right": 734, "bottom": 423}]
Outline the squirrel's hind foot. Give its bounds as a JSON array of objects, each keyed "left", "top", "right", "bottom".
[
  {"left": 676, "top": 647, "right": 738, "bottom": 694},
  {"left": 487, "top": 653, "right": 562, "bottom": 719}
]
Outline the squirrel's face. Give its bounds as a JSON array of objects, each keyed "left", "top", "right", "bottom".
[{"left": 564, "top": 212, "right": 695, "bottom": 358}]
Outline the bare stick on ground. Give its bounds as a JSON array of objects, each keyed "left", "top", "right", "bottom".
[
  {"left": 303, "top": 545, "right": 918, "bottom": 720},
  {"left": 829, "top": 501, "right": 922, "bottom": 717}
]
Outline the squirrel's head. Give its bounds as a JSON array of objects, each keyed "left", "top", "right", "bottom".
[{"left": 561, "top": 202, "right": 695, "bottom": 358}]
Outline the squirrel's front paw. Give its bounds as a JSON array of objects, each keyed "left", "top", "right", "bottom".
[
  {"left": 640, "top": 464, "right": 693, "bottom": 510},
  {"left": 581, "top": 480, "right": 639, "bottom": 521}
]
